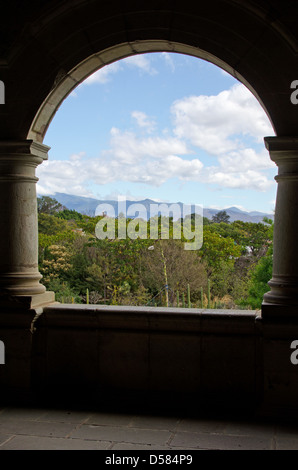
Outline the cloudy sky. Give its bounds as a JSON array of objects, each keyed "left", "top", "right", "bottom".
[{"left": 38, "top": 52, "right": 277, "bottom": 213}]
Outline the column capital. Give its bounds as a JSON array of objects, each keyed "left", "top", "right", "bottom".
[
  {"left": 0, "top": 140, "right": 50, "bottom": 154},
  {"left": 264, "top": 136, "right": 298, "bottom": 153},
  {"left": 264, "top": 136, "right": 298, "bottom": 178},
  {"left": 0, "top": 140, "right": 50, "bottom": 183},
  {"left": 0, "top": 139, "right": 50, "bottom": 164}
]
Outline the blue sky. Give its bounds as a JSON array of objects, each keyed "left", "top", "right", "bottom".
[{"left": 38, "top": 52, "right": 277, "bottom": 213}]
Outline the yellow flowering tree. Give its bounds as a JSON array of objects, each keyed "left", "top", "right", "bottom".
[{"left": 40, "top": 244, "right": 72, "bottom": 286}]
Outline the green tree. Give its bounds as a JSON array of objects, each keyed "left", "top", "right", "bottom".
[
  {"left": 207, "top": 220, "right": 271, "bottom": 257},
  {"left": 46, "top": 278, "right": 81, "bottom": 303},
  {"left": 141, "top": 239, "right": 208, "bottom": 305},
  {"left": 229, "top": 221, "right": 271, "bottom": 257},
  {"left": 77, "top": 214, "right": 104, "bottom": 236},
  {"left": 38, "top": 213, "right": 69, "bottom": 235},
  {"left": 244, "top": 218, "right": 274, "bottom": 309},
  {"left": 199, "top": 228, "right": 241, "bottom": 273},
  {"left": 212, "top": 210, "right": 230, "bottom": 224},
  {"left": 245, "top": 254, "right": 273, "bottom": 309},
  {"left": 37, "top": 196, "right": 64, "bottom": 214},
  {"left": 55, "top": 208, "right": 84, "bottom": 222}
]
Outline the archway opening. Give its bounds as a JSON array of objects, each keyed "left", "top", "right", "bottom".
[{"left": 33, "top": 50, "right": 276, "bottom": 310}]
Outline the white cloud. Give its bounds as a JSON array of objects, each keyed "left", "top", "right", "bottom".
[
  {"left": 39, "top": 80, "right": 276, "bottom": 196},
  {"left": 201, "top": 168, "right": 272, "bottom": 191},
  {"left": 83, "top": 62, "right": 122, "bottom": 85},
  {"left": 37, "top": 154, "right": 204, "bottom": 192},
  {"left": 36, "top": 158, "right": 93, "bottom": 197},
  {"left": 97, "top": 128, "right": 202, "bottom": 186},
  {"left": 162, "top": 52, "right": 175, "bottom": 72},
  {"left": 69, "top": 151, "right": 86, "bottom": 162},
  {"left": 131, "top": 111, "right": 156, "bottom": 133},
  {"left": 77, "top": 54, "right": 157, "bottom": 90},
  {"left": 38, "top": 119, "right": 274, "bottom": 195},
  {"left": 103, "top": 190, "right": 167, "bottom": 202},
  {"left": 37, "top": 127, "right": 204, "bottom": 193},
  {"left": 122, "top": 54, "right": 157, "bottom": 75},
  {"left": 103, "top": 127, "right": 190, "bottom": 164},
  {"left": 167, "top": 83, "right": 275, "bottom": 191},
  {"left": 144, "top": 155, "right": 203, "bottom": 185},
  {"left": 171, "top": 83, "right": 273, "bottom": 155},
  {"left": 217, "top": 148, "right": 275, "bottom": 173}
]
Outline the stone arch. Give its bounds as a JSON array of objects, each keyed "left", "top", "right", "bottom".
[
  {"left": 28, "top": 41, "right": 274, "bottom": 143},
  {"left": 1, "top": 0, "right": 297, "bottom": 141},
  {"left": 0, "top": 0, "right": 298, "bottom": 309},
  {"left": 2, "top": 0, "right": 298, "bottom": 413}
]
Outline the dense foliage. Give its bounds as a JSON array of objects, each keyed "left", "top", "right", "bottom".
[{"left": 38, "top": 197, "right": 273, "bottom": 310}]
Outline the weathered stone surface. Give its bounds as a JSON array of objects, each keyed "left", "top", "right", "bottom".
[{"left": 0, "top": 0, "right": 298, "bottom": 421}]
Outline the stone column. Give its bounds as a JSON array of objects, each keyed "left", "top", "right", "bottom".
[
  {"left": 262, "top": 137, "right": 298, "bottom": 317},
  {"left": 0, "top": 140, "right": 55, "bottom": 309}
]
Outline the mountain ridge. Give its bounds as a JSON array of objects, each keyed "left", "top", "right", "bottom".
[{"left": 41, "top": 192, "right": 274, "bottom": 223}]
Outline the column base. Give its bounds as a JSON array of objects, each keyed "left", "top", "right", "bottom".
[
  {"left": 0, "top": 272, "right": 46, "bottom": 296},
  {"left": 0, "top": 291, "right": 56, "bottom": 310},
  {"left": 262, "top": 302, "right": 298, "bottom": 320},
  {"left": 263, "top": 275, "right": 298, "bottom": 308}
]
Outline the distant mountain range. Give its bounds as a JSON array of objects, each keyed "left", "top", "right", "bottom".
[
  {"left": 43, "top": 192, "right": 274, "bottom": 224},
  {"left": 202, "top": 206, "right": 274, "bottom": 223}
]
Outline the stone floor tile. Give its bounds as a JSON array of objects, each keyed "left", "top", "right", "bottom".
[
  {"left": 36, "top": 409, "right": 92, "bottom": 424},
  {"left": 70, "top": 424, "right": 172, "bottom": 446},
  {"left": 0, "top": 407, "right": 48, "bottom": 421},
  {"left": 0, "top": 435, "right": 111, "bottom": 450},
  {"left": 0, "top": 419, "right": 77, "bottom": 438},
  {"left": 171, "top": 432, "right": 274, "bottom": 450},
  {"left": 111, "top": 442, "right": 199, "bottom": 450},
  {"left": 129, "top": 415, "right": 180, "bottom": 431},
  {"left": 87, "top": 412, "right": 135, "bottom": 427},
  {"left": 223, "top": 421, "right": 275, "bottom": 437},
  {"left": 0, "top": 434, "right": 13, "bottom": 445},
  {"left": 176, "top": 418, "right": 226, "bottom": 434},
  {"left": 276, "top": 437, "right": 298, "bottom": 450},
  {"left": 0, "top": 406, "right": 298, "bottom": 450},
  {"left": 275, "top": 423, "right": 298, "bottom": 438},
  {"left": 111, "top": 442, "right": 172, "bottom": 450}
]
